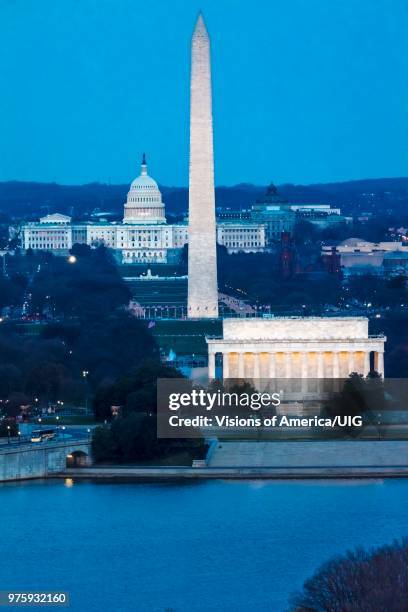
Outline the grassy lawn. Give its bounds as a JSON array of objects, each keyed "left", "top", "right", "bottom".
[
  {"left": 152, "top": 318, "right": 222, "bottom": 354},
  {"left": 119, "top": 264, "right": 182, "bottom": 277},
  {"left": 125, "top": 279, "right": 187, "bottom": 305},
  {"left": 153, "top": 319, "right": 221, "bottom": 335}
]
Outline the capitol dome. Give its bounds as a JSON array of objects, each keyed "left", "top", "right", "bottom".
[{"left": 123, "top": 154, "right": 166, "bottom": 224}]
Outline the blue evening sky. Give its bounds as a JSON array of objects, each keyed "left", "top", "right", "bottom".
[{"left": 1, "top": 0, "right": 407, "bottom": 186}]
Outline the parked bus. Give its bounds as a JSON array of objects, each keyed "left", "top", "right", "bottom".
[{"left": 30, "top": 429, "right": 56, "bottom": 443}]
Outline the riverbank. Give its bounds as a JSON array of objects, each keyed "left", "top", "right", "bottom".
[
  {"left": 59, "top": 464, "right": 408, "bottom": 481},
  {"left": 60, "top": 439, "right": 408, "bottom": 481},
  {"left": 2, "top": 439, "right": 408, "bottom": 483}
]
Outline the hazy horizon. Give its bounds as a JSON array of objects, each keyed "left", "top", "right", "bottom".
[{"left": 2, "top": 175, "right": 408, "bottom": 190}]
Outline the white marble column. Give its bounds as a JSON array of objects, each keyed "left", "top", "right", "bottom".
[
  {"left": 269, "top": 353, "right": 276, "bottom": 379},
  {"left": 285, "top": 352, "right": 292, "bottom": 378},
  {"left": 208, "top": 351, "right": 216, "bottom": 379},
  {"left": 253, "top": 352, "right": 260, "bottom": 380},
  {"left": 301, "top": 352, "right": 308, "bottom": 378},
  {"left": 301, "top": 352, "right": 308, "bottom": 393},
  {"left": 348, "top": 351, "right": 355, "bottom": 375},
  {"left": 317, "top": 352, "right": 324, "bottom": 378},
  {"left": 223, "top": 352, "right": 230, "bottom": 379},
  {"left": 375, "top": 351, "right": 384, "bottom": 377},
  {"left": 333, "top": 351, "right": 340, "bottom": 378},
  {"left": 238, "top": 352, "right": 245, "bottom": 379},
  {"left": 363, "top": 351, "right": 370, "bottom": 377},
  {"left": 378, "top": 351, "right": 384, "bottom": 377}
]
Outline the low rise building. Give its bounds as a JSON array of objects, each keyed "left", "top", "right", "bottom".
[
  {"left": 217, "top": 222, "right": 266, "bottom": 253},
  {"left": 20, "top": 157, "right": 190, "bottom": 264},
  {"left": 18, "top": 172, "right": 349, "bottom": 261},
  {"left": 22, "top": 213, "right": 73, "bottom": 252},
  {"left": 207, "top": 317, "right": 386, "bottom": 379},
  {"left": 292, "top": 204, "right": 350, "bottom": 228},
  {"left": 250, "top": 184, "right": 350, "bottom": 245},
  {"left": 322, "top": 238, "right": 408, "bottom": 276},
  {"left": 382, "top": 251, "right": 408, "bottom": 276},
  {"left": 18, "top": 156, "right": 266, "bottom": 262}
]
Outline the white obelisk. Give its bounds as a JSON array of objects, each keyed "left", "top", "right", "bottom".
[{"left": 187, "top": 13, "right": 219, "bottom": 318}]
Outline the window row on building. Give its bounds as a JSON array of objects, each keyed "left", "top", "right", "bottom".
[{"left": 19, "top": 214, "right": 268, "bottom": 262}]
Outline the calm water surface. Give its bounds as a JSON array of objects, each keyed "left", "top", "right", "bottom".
[{"left": 1, "top": 478, "right": 408, "bottom": 611}]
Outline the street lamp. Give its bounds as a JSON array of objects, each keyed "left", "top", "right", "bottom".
[
  {"left": 61, "top": 426, "right": 66, "bottom": 440},
  {"left": 82, "top": 371, "right": 89, "bottom": 415},
  {"left": 6, "top": 425, "right": 11, "bottom": 444},
  {"left": 87, "top": 428, "right": 91, "bottom": 441}
]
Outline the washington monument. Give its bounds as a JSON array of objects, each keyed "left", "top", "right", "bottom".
[{"left": 187, "top": 13, "right": 219, "bottom": 318}]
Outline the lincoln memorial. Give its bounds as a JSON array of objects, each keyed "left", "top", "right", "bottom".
[{"left": 207, "top": 317, "right": 386, "bottom": 380}]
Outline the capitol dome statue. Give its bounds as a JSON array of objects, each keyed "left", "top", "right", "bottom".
[{"left": 123, "top": 154, "right": 166, "bottom": 224}]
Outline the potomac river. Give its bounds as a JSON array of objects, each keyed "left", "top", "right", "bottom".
[{"left": 1, "top": 478, "right": 408, "bottom": 611}]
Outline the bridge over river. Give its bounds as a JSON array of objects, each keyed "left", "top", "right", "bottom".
[{"left": 0, "top": 439, "right": 91, "bottom": 482}]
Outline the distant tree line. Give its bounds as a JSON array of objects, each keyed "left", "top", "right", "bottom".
[{"left": 2, "top": 177, "right": 408, "bottom": 219}]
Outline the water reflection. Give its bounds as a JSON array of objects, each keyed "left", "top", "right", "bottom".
[{"left": 0, "top": 479, "right": 407, "bottom": 611}]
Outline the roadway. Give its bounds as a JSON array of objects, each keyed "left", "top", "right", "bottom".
[{"left": 0, "top": 425, "right": 92, "bottom": 450}]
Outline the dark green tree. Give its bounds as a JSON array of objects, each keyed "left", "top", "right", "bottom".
[{"left": 291, "top": 539, "right": 408, "bottom": 612}]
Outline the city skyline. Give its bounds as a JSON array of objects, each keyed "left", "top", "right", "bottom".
[{"left": 1, "top": 0, "right": 408, "bottom": 186}]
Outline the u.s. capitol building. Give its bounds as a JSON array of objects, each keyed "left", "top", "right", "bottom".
[{"left": 18, "top": 155, "right": 266, "bottom": 264}]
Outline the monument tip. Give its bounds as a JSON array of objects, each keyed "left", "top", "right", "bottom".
[{"left": 194, "top": 11, "right": 208, "bottom": 36}]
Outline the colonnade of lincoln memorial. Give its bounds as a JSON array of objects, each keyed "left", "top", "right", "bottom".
[{"left": 206, "top": 318, "right": 386, "bottom": 380}]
